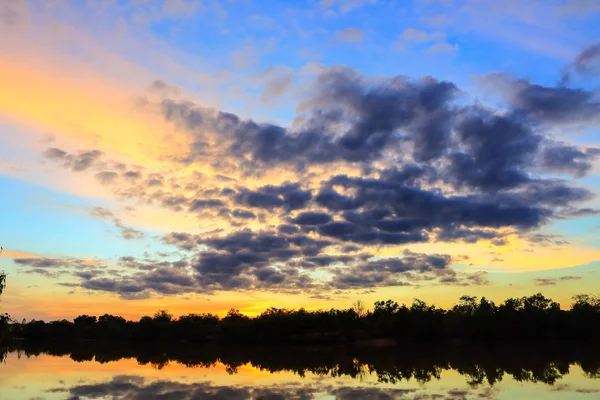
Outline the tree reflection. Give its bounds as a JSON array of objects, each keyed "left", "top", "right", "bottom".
[{"left": 2, "top": 341, "right": 599, "bottom": 386}]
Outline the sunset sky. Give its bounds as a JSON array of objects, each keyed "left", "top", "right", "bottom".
[{"left": 1, "top": 0, "right": 599, "bottom": 321}]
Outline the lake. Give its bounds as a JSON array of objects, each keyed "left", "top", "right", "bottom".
[{"left": 1, "top": 343, "right": 599, "bottom": 399}]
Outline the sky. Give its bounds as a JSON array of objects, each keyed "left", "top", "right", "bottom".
[{"left": 0, "top": 0, "right": 599, "bottom": 321}]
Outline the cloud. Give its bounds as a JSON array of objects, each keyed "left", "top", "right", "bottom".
[
  {"left": 425, "top": 41, "right": 458, "bottom": 54},
  {"left": 572, "top": 41, "right": 600, "bottom": 76},
  {"left": 32, "top": 43, "right": 600, "bottom": 297},
  {"left": 90, "top": 207, "right": 146, "bottom": 240},
  {"left": 534, "top": 276, "right": 582, "bottom": 286},
  {"left": 320, "top": 0, "right": 377, "bottom": 14},
  {"left": 52, "top": 226, "right": 473, "bottom": 297},
  {"left": 551, "top": 383, "right": 600, "bottom": 393},
  {"left": 260, "top": 68, "right": 294, "bottom": 103},
  {"left": 162, "top": 232, "right": 200, "bottom": 251},
  {"left": 43, "top": 148, "right": 104, "bottom": 172},
  {"left": 230, "top": 38, "right": 277, "bottom": 69},
  {"left": 562, "top": 41, "right": 600, "bottom": 82},
  {"left": 95, "top": 171, "right": 119, "bottom": 185},
  {"left": 330, "top": 250, "right": 454, "bottom": 289},
  {"left": 480, "top": 72, "right": 600, "bottom": 124},
  {"left": 13, "top": 256, "right": 108, "bottom": 280},
  {"left": 14, "top": 258, "right": 76, "bottom": 269},
  {"left": 233, "top": 183, "right": 312, "bottom": 211},
  {"left": 400, "top": 28, "right": 446, "bottom": 43},
  {"left": 393, "top": 28, "right": 452, "bottom": 52},
  {"left": 289, "top": 211, "right": 332, "bottom": 225},
  {"left": 313, "top": 172, "right": 571, "bottom": 245},
  {"left": 51, "top": 375, "right": 498, "bottom": 400},
  {"left": 540, "top": 143, "right": 600, "bottom": 178},
  {"left": 334, "top": 27, "right": 365, "bottom": 43}
]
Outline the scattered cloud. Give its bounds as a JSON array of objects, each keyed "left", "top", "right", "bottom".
[
  {"left": 425, "top": 41, "right": 458, "bottom": 54},
  {"left": 534, "top": 276, "right": 582, "bottom": 286},
  {"left": 393, "top": 27, "right": 454, "bottom": 53},
  {"left": 401, "top": 28, "right": 446, "bottom": 43},
  {"left": 90, "top": 207, "right": 146, "bottom": 240},
  {"left": 320, "top": 0, "right": 377, "bottom": 14},
  {"left": 334, "top": 27, "right": 365, "bottom": 43}
]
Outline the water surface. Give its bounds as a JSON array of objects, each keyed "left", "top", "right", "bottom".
[{"left": 1, "top": 343, "right": 599, "bottom": 399}]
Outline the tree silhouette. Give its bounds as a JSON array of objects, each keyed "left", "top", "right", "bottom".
[
  {"left": 4, "top": 292, "right": 600, "bottom": 345},
  {"left": 0, "top": 271, "right": 5, "bottom": 296},
  {"left": 351, "top": 300, "right": 367, "bottom": 319},
  {"left": 0, "top": 271, "right": 9, "bottom": 342}
]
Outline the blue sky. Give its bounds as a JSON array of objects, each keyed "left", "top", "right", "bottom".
[{"left": 0, "top": 0, "right": 599, "bottom": 319}]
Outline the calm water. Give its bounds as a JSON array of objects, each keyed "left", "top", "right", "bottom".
[{"left": 1, "top": 344, "right": 599, "bottom": 399}]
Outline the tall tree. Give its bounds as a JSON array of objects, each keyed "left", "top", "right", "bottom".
[
  {"left": 0, "top": 270, "right": 5, "bottom": 296},
  {"left": 0, "top": 271, "right": 8, "bottom": 343}
]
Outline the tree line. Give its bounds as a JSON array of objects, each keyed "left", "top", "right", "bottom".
[{"left": 2, "top": 291, "right": 600, "bottom": 344}]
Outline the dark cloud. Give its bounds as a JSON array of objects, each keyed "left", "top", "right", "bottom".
[
  {"left": 189, "top": 198, "right": 225, "bottom": 211},
  {"left": 311, "top": 173, "right": 575, "bottom": 245},
  {"left": 14, "top": 258, "right": 72, "bottom": 269},
  {"left": 303, "top": 255, "right": 355, "bottom": 267},
  {"left": 329, "top": 250, "right": 455, "bottom": 289},
  {"left": 191, "top": 230, "right": 333, "bottom": 291},
  {"left": 289, "top": 211, "right": 332, "bottom": 225},
  {"left": 277, "top": 224, "right": 300, "bottom": 234},
  {"left": 233, "top": 183, "right": 312, "bottom": 210},
  {"left": 483, "top": 72, "right": 600, "bottom": 124},
  {"left": 79, "top": 264, "right": 196, "bottom": 299},
  {"left": 540, "top": 143, "right": 600, "bottom": 177},
  {"left": 86, "top": 230, "right": 459, "bottom": 295},
  {"left": 436, "top": 228, "right": 505, "bottom": 244},
  {"left": 231, "top": 209, "right": 256, "bottom": 219},
  {"left": 157, "top": 66, "right": 459, "bottom": 166},
  {"left": 447, "top": 108, "right": 540, "bottom": 191},
  {"left": 13, "top": 257, "right": 110, "bottom": 282}
]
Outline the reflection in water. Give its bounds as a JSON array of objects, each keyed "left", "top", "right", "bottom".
[
  {"left": 46, "top": 375, "right": 498, "bottom": 400},
  {"left": 4, "top": 342, "right": 600, "bottom": 385},
  {"left": 1, "top": 343, "right": 600, "bottom": 399}
]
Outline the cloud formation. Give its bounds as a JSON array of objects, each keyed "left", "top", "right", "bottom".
[{"left": 36, "top": 47, "right": 599, "bottom": 298}]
